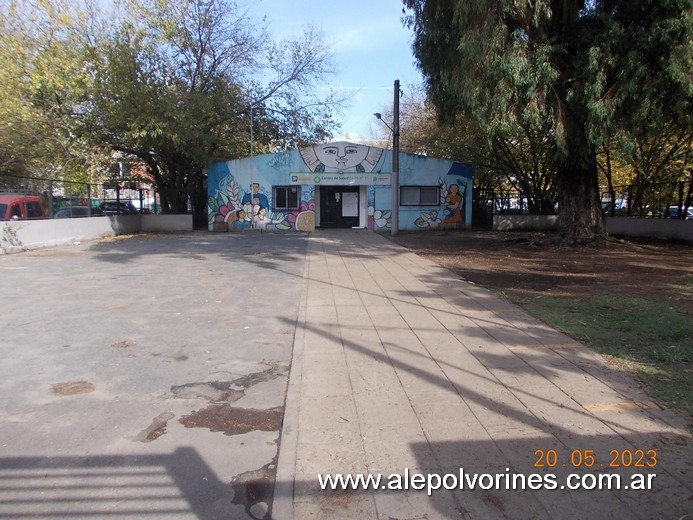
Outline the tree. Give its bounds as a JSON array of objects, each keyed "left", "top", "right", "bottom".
[
  {"left": 403, "top": 0, "right": 692, "bottom": 243},
  {"left": 0, "top": 0, "right": 101, "bottom": 181},
  {"left": 1, "top": 0, "right": 345, "bottom": 225},
  {"left": 397, "top": 87, "right": 557, "bottom": 216},
  {"left": 89, "top": 0, "right": 344, "bottom": 222}
]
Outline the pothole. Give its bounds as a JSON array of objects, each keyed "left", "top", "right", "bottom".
[
  {"left": 232, "top": 362, "right": 289, "bottom": 389},
  {"left": 132, "top": 411, "right": 175, "bottom": 442},
  {"left": 171, "top": 381, "right": 244, "bottom": 403},
  {"left": 230, "top": 461, "right": 276, "bottom": 520},
  {"left": 51, "top": 380, "right": 95, "bottom": 395},
  {"left": 170, "top": 361, "right": 289, "bottom": 404},
  {"left": 179, "top": 405, "right": 283, "bottom": 435}
]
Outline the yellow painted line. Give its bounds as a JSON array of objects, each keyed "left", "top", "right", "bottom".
[
  {"left": 584, "top": 401, "right": 662, "bottom": 412},
  {"left": 508, "top": 343, "right": 583, "bottom": 350}
]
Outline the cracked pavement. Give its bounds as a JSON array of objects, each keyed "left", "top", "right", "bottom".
[{"left": 0, "top": 232, "right": 308, "bottom": 520}]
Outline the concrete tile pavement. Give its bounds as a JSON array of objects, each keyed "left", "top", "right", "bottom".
[{"left": 273, "top": 229, "right": 691, "bottom": 520}]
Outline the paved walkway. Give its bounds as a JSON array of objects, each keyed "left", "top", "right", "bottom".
[{"left": 273, "top": 229, "right": 691, "bottom": 520}]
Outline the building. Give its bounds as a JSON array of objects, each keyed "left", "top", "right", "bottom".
[{"left": 207, "top": 141, "right": 473, "bottom": 232}]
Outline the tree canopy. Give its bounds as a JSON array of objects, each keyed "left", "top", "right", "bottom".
[
  {"left": 403, "top": 0, "right": 692, "bottom": 242},
  {"left": 0, "top": 0, "right": 345, "bottom": 223},
  {"left": 396, "top": 87, "right": 557, "bottom": 216}
]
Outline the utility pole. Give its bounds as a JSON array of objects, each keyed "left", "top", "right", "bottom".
[{"left": 391, "top": 79, "right": 400, "bottom": 236}]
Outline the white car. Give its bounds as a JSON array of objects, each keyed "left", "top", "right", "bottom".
[{"left": 667, "top": 206, "right": 693, "bottom": 220}]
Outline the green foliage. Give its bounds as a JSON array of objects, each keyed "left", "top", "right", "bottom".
[
  {"left": 0, "top": 0, "right": 343, "bottom": 217},
  {"left": 403, "top": 0, "right": 692, "bottom": 240},
  {"left": 0, "top": 1, "right": 95, "bottom": 178},
  {"left": 398, "top": 85, "right": 557, "bottom": 215}
]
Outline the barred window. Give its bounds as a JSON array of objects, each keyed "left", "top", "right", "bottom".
[
  {"left": 273, "top": 186, "right": 301, "bottom": 210},
  {"left": 400, "top": 186, "right": 439, "bottom": 206}
]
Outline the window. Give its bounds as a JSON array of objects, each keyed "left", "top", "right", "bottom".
[
  {"left": 400, "top": 186, "right": 439, "bottom": 206},
  {"left": 26, "top": 202, "right": 43, "bottom": 218},
  {"left": 273, "top": 186, "right": 301, "bottom": 210}
]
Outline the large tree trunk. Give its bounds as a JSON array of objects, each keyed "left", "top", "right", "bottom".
[
  {"left": 556, "top": 111, "right": 606, "bottom": 244},
  {"left": 551, "top": 0, "right": 606, "bottom": 244}
]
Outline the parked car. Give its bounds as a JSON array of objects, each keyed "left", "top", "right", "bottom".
[
  {"left": 0, "top": 193, "right": 47, "bottom": 221},
  {"left": 99, "top": 201, "right": 138, "bottom": 216},
  {"left": 666, "top": 206, "right": 693, "bottom": 220},
  {"left": 54, "top": 206, "right": 106, "bottom": 218},
  {"left": 139, "top": 208, "right": 153, "bottom": 215}
]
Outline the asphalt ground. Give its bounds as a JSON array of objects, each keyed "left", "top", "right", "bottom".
[{"left": 0, "top": 232, "right": 309, "bottom": 520}]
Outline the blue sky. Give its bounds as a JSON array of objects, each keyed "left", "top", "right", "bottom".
[{"left": 249, "top": 0, "right": 423, "bottom": 141}]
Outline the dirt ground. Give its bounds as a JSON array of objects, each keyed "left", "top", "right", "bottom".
[{"left": 390, "top": 231, "right": 692, "bottom": 308}]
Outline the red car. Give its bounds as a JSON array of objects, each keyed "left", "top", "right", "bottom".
[{"left": 0, "top": 193, "right": 47, "bottom": 221}]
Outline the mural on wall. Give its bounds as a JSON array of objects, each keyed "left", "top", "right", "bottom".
[
  {"left": 414, "top": 210, "right": 443, "bottom": 229},
  {"left": 208, "top": 167, "right": 316, "bottom": 231},
  {"left": 442, "top": 178, "right": 467, "bottom": 229},
  {"left": 208, "top": 143, "right": 472, "bottom": 232},
  {"left": 414, "top": 177, "right": 469, "bottom": 230},
  {"left": 368, "top": 207, "right": 392, "bottom": 230},
  {"left": 300, "top": 142, "right": 384, "bottom": 173}
]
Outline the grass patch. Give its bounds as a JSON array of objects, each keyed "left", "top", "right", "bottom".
[{"left": 518, "top": 291, "right": 692, "bottom": 417}]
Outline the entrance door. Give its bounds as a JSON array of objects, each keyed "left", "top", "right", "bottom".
[{"left": 319, "top": 186, "right": 360, "bottom": 228}]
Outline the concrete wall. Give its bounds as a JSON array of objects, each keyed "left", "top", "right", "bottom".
[
  {"left": 493, "top": 215, "right": 559, "bottom": 231},
  {"left": 493, "top": 214, "right": 692, "bottom": 243},
  {"left": 606, "top": 216, "right": 693, "bottom": 243},
  {"left": 141, "top": 214, "right": 193, "bottom": 233},
  {"left": 1, "top": 214, "right": 193, "bottom": 254}
]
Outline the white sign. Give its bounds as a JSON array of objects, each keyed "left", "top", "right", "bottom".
[
  {"left": 342, "top": 192, "right": 359, "bottom": 217},
  {"left": 290, "top": 173, "right": 391, "bottom": 186}
]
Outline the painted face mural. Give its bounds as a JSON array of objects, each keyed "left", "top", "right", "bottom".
[{"left": 300, "top": 142, "right": 383, "bottom": 173}]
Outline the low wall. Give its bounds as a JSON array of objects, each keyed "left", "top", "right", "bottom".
[
  {"left": 141, "top": 214, "right": 193, "bottom": 232},
  {"left": 493, "top": 214, "right": 692, "bottom": 243},
  {"left": 493, "top": 215, "right": 559, "bottom": 231},
  {"left": 1, "top": 214, "right": 193, "bottom": 254},
  {"left": 606, "top": 216, "right": 693, "bottom": 243}
]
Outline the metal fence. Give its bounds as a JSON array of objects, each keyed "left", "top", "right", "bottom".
[
  {"left": 601, "top": 181, "right": 692, "bottom": 219},
  {"left": 472, "top": 188, "right": 557, "bottom": 230},
  {"left": 0, "top": 173, "right": 159, "bottom": 218},
  {"left": 473, "top": 180, "right": 692, "bottom": 227}
]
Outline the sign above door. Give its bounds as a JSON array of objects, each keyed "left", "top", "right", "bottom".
[{"left": 290, "top": 173, "right": 391, "bottom": 186}]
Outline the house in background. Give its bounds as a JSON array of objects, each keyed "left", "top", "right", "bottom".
[{"left": 207, "top": 141, "right": 473, "bottom": 232}]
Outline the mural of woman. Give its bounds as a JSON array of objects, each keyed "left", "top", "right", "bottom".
[
  {"left": 252, "top": 207, "right": 270, "bottom": 230},
  {"left": 444, "top": 183, "right": 464, "bottom": 228}
]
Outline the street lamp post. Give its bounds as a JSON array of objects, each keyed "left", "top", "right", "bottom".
[
  {"left": 392, "top": 79, "right": 400, "bottom": 236},
  {"left": 374, "top": 79, "right": 400, "bottom": 236}
]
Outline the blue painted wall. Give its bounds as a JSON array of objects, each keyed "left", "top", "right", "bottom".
[{"left": 207, "top": 142, "right": 473, "bottom": 232}]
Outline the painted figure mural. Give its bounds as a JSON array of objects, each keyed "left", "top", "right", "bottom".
[
  {"left": 414, "top": 177, "right": 470, "bottom": 230},
  {"left": 207, "top": 143, "right": 473, "bottom": 232},
  {"left": 300, "top": 141, "right": 384, "bottom": 173},
  {"left": 443, "top": 183, "right": 465, "bottom": 229},
  {"left": 208, "top": 163, "right": 317, "bottom": 232},
  {"left": 242, "top": 183, "right": 269, "bottom": 208}
]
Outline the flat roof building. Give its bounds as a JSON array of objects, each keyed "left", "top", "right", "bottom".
[{"left": 207, "top": 141, "right": 473, "bottom": 232}]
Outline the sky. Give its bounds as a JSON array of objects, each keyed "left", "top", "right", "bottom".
[{"left": 248, "top": 0, "right": 423, "bottom": 142}]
